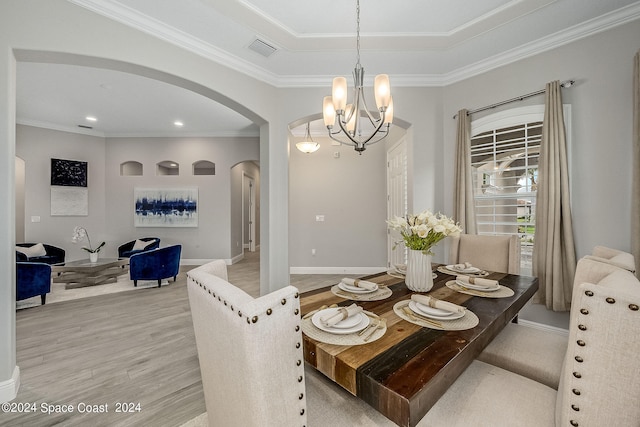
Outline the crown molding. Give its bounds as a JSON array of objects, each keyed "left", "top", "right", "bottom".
[
  {"left": 69, "top": 0, "right": 640, "bottom": 88},
  {"left": 441, "top": 1, "right": 640, "bottom": 85},
  {"left": 17, "top": 119, "right": 260, "bottom": 138}
]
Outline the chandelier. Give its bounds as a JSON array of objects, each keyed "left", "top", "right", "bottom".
[
  {"left": 322, "top": 0, "right": 393, "bottom": 154},
  {"left": 295, "top": 122, "right": 320, "bottom": 153}
]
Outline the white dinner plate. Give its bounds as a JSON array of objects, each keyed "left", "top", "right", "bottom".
[
  {"left": 446, "top": 264, "right": 481, "bottom": 274},
  {"left": 455, "top": 279, "right": 500, "bottom": 292},
  {"left": 338, "top": 282, "right": 378, "bottom": 294},
  {"left": 311, "top": 309, "right": 369, "bottom": 334},
  {"left": 409, "top": 301, "right": 465, "bottom": 320}
]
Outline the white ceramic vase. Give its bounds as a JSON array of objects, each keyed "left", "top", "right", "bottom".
[
  {"left": 89, "top": 252, "right": 99, "bottom": 263},
  {"left": 405, "top": 249, "right": 434, "bottom": 292}
]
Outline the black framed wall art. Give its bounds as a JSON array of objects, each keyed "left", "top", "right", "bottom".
[{"left": 51, "top": 158, "right": 88, "bottom": 187}]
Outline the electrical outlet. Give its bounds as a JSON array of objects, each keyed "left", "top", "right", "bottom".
[{"left": 315, "top": 215, "right": 325, "bottom": 222}]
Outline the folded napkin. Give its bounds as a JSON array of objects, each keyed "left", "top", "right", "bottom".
[
  {"left": 411, "top": 294, "right": 465, "bottom": 314},
  {"left": 342, "top": 278, "right": 377, "bottom": 291},
  {"left": 451, "top": 262, "right": 473, "bottom": 271},
  {"left": 456, "top": 275, "right": 499, "bottom": 289},
  {"left": 319, "top": 303, "right": 363, "bottom": 327}
]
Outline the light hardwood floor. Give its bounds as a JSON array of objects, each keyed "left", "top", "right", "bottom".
[{"left": 4, "top": 250, "right": 356, "bottom": 427}]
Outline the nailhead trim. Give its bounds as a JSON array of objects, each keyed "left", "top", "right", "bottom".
[
  {"left": 572, "top": 388, "right": 581, "bottom": 396},
  {"left": 585, "top": 290, "right": 593, "bottom": 297},
  {"left": 573, "top": 372, "right": 582, "bottom": 379},
  {"left": 606, "top": 297, "right": 615, "bottom": 304},
  {"left": 574, "top": 356, "right": 583, "bottom": 363},
  {"left": 570, "top": 420, "right": 578, "bottom": 426},
  {"left": 577, "top": 340, "right": 585, "bottom": 347},
  {"left": 630, "top": 304, "right": 639, "bottom": 311},
  {"left": 578, "top": 324, "right": 587, "bottom": 331},
  {"left": 571, "top": 404, "right": 580, "bottom": 412},
  {"left": 192, "top": 276, "right": 308, "bottom": 422},
  {"left": 580, "top": 309, "right": 589, "bottom": 315}
]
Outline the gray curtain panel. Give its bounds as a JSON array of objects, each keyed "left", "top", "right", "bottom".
[
  {"left": 633, "top": 50, "right": 640, "bottom": 278},
  {"left": 532, "top": 81, "right": 577, "bottom": 311},
  {"left": 454, "top": 109, "right": 477, "bottom": 234}
]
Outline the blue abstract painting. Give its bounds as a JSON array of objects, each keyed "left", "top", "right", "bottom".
[{"left": 134, "top": 187, "right": 198, "bottom": 227}]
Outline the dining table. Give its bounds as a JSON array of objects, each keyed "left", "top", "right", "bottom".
[{"left": 300, "top": 264, "right": 538, "bottom": 427}]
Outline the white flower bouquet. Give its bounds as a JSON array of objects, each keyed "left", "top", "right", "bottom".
[{"left": 387, "top": 210, "right": 462, "bottom": 255}]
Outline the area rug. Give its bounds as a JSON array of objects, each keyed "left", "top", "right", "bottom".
[{"left": 16, "top": 266, "right": 193, "bottom": 310}]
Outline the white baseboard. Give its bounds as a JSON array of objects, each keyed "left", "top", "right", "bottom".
[
  {"left": 0, "top": 366, "right": 20, "bottom": 403},
  {"left": 290, "top": 266, "right": 387, "bottom": 275},
  {"left": 517, "top": 319, "right": 569, "bottom": 336},
  {"left": 180, "top": 258, "right": 237, "bottom": 266}
]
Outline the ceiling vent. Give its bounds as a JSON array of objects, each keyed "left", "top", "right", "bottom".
[
  {"left": 78, "top": 124, "right": 93, "bottom": 129},
  {"left": 248, "top": 38, "right": 277, "bottom": 58}
]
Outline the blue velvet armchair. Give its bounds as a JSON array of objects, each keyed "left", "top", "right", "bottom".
[
  {"left": 118, "top": 237, "right": 161, "bottom": 258},
  {"left": 16, "top": 243, "right": 65, "bottom": 264},
  {"left": 17, "top": 262, "right": 52, "bottom": 305},
  {"left": 129, "top": 245, "right": 181, "bottom": 287}
]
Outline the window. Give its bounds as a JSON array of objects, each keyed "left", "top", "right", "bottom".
[{"left": 470, "top": 106, "right": 549, "bottom": 275}]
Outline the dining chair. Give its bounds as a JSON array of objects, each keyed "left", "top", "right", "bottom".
[
  {"left": 421, "top": 267, "right": 640, "bottom": 427},
  {"left": 188, "top": 260, "right": 401, "bottom": 427},
  {"left": 584, "top": 245, "right": 636, "bottom": 273},
  {"left": 448, "top": 233, "right": 521, "bottom": 274},
  {"left": 187, "top": 260, "right": 307, "bottom": 427},
  {"left": 477, "top": 256, "right": 628, "bottom": 389}
]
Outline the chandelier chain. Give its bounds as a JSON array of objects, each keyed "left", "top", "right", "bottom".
[{"left": 356, "top": 0, "right": 361, "bottom": 67}]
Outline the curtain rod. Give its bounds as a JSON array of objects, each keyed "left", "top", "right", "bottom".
[{"left": 452, "top": 80, "right": 575, "bottom": 119}]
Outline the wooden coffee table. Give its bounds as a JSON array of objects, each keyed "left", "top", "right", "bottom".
[{"left": 51, "top": 258, "right": 129, "bottom": 289}]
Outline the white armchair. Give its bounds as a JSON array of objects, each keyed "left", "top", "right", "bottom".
[
  {"left": 585, "top": 245, "right": 636, "bottom": 273},
  {"left": 422, "top": 267, "right": 640, "bottom": 426},
  {"left": 448, "top": 234, "right": 521, "bottom": 274},
  {"left": 187, "top": 260, "right": 307, "bottom": 427},
  {"left": 477, "top": 256, "right": 627, "bottom": 389}
]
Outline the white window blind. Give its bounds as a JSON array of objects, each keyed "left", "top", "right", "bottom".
[{"left": 470, "top": 121, "right": 542, "bottom": 275}]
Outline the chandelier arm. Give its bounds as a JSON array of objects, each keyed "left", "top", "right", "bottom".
[
  {"left": 327, "top": 130, "right": 356, "bottom": 146},
  {"left": 334, "top": 109, "right": 387, "bottom": 147}
]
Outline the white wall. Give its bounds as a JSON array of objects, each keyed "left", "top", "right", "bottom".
[
  {"left": 442, "top": 20, "right": 640, "bottom": 259},
  {"left": 105, "top": 136, "right": 258, "bottom": 261},
  {"left": 289, "top": 136, "right": 388, "bottom": 273},
  {"left": 15, "top": 125, "right": 106, "bottom": 260},
  {"left": 15, "top": 128, "right": 259, "bottom": 262}
]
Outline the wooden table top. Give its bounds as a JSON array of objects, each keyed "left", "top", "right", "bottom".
[{"left": 300, "top": 265, "right": 538, "bottom": 427}]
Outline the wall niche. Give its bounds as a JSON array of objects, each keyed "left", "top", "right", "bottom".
[
  {"left": 157, "top": 161, "right": 179, "bottom": 176},
  {"left": 120, "top": 161, "right": 143, "bottom": 176},
  {"left": 193, "top": 160, "right": 215, "bottom": 176}
]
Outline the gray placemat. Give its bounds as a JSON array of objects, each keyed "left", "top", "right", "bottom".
[
  {"left": 445, "top": 280, "right": 515, "bottom": 298},
  {"left": 393, "top": 300, "right": 479, "bottom": 331},
  {"left": 437, "top": 266, "right": 490, "bottom": 277},
  {"left": 302, "top": 310, "right": 386, "bottom": 345},
  {"left": 330, "top": 284, "right": 393, "bottom": 301}
]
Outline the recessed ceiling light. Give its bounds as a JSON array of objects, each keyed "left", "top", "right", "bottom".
[
  {"left": 174, "top": 121, "right": 184, "bottom": 127},
  {"left": 86, "top": 116, "right": 97, "bottom": 122}
]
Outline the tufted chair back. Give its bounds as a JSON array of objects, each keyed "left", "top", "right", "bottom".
[
  {"left": 584, "top": 245, "right": 636, "bottom": 273},
  {"left": 556, "top": 268, "right": 640, "bottom": 426},
  {"left": 449, "top": 234, "right": 521, "bottom": 274},
  {"left": 187, "top": 260, "right": 307, "bottom": 427}
]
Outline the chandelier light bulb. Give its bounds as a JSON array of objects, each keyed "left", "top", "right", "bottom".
[
  {"left": 323, "top": 96, "right": 336, "bottom": 128},
  {"left": 332, "top": 77, "right": 348, "bottom": 112},
  {"left": 374, "top": 74, "right": 391, "bottom": 109}
]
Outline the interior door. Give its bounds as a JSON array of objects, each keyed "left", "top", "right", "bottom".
[{"left": 387, "top": 139, "right": 407, "bottom": 268}]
